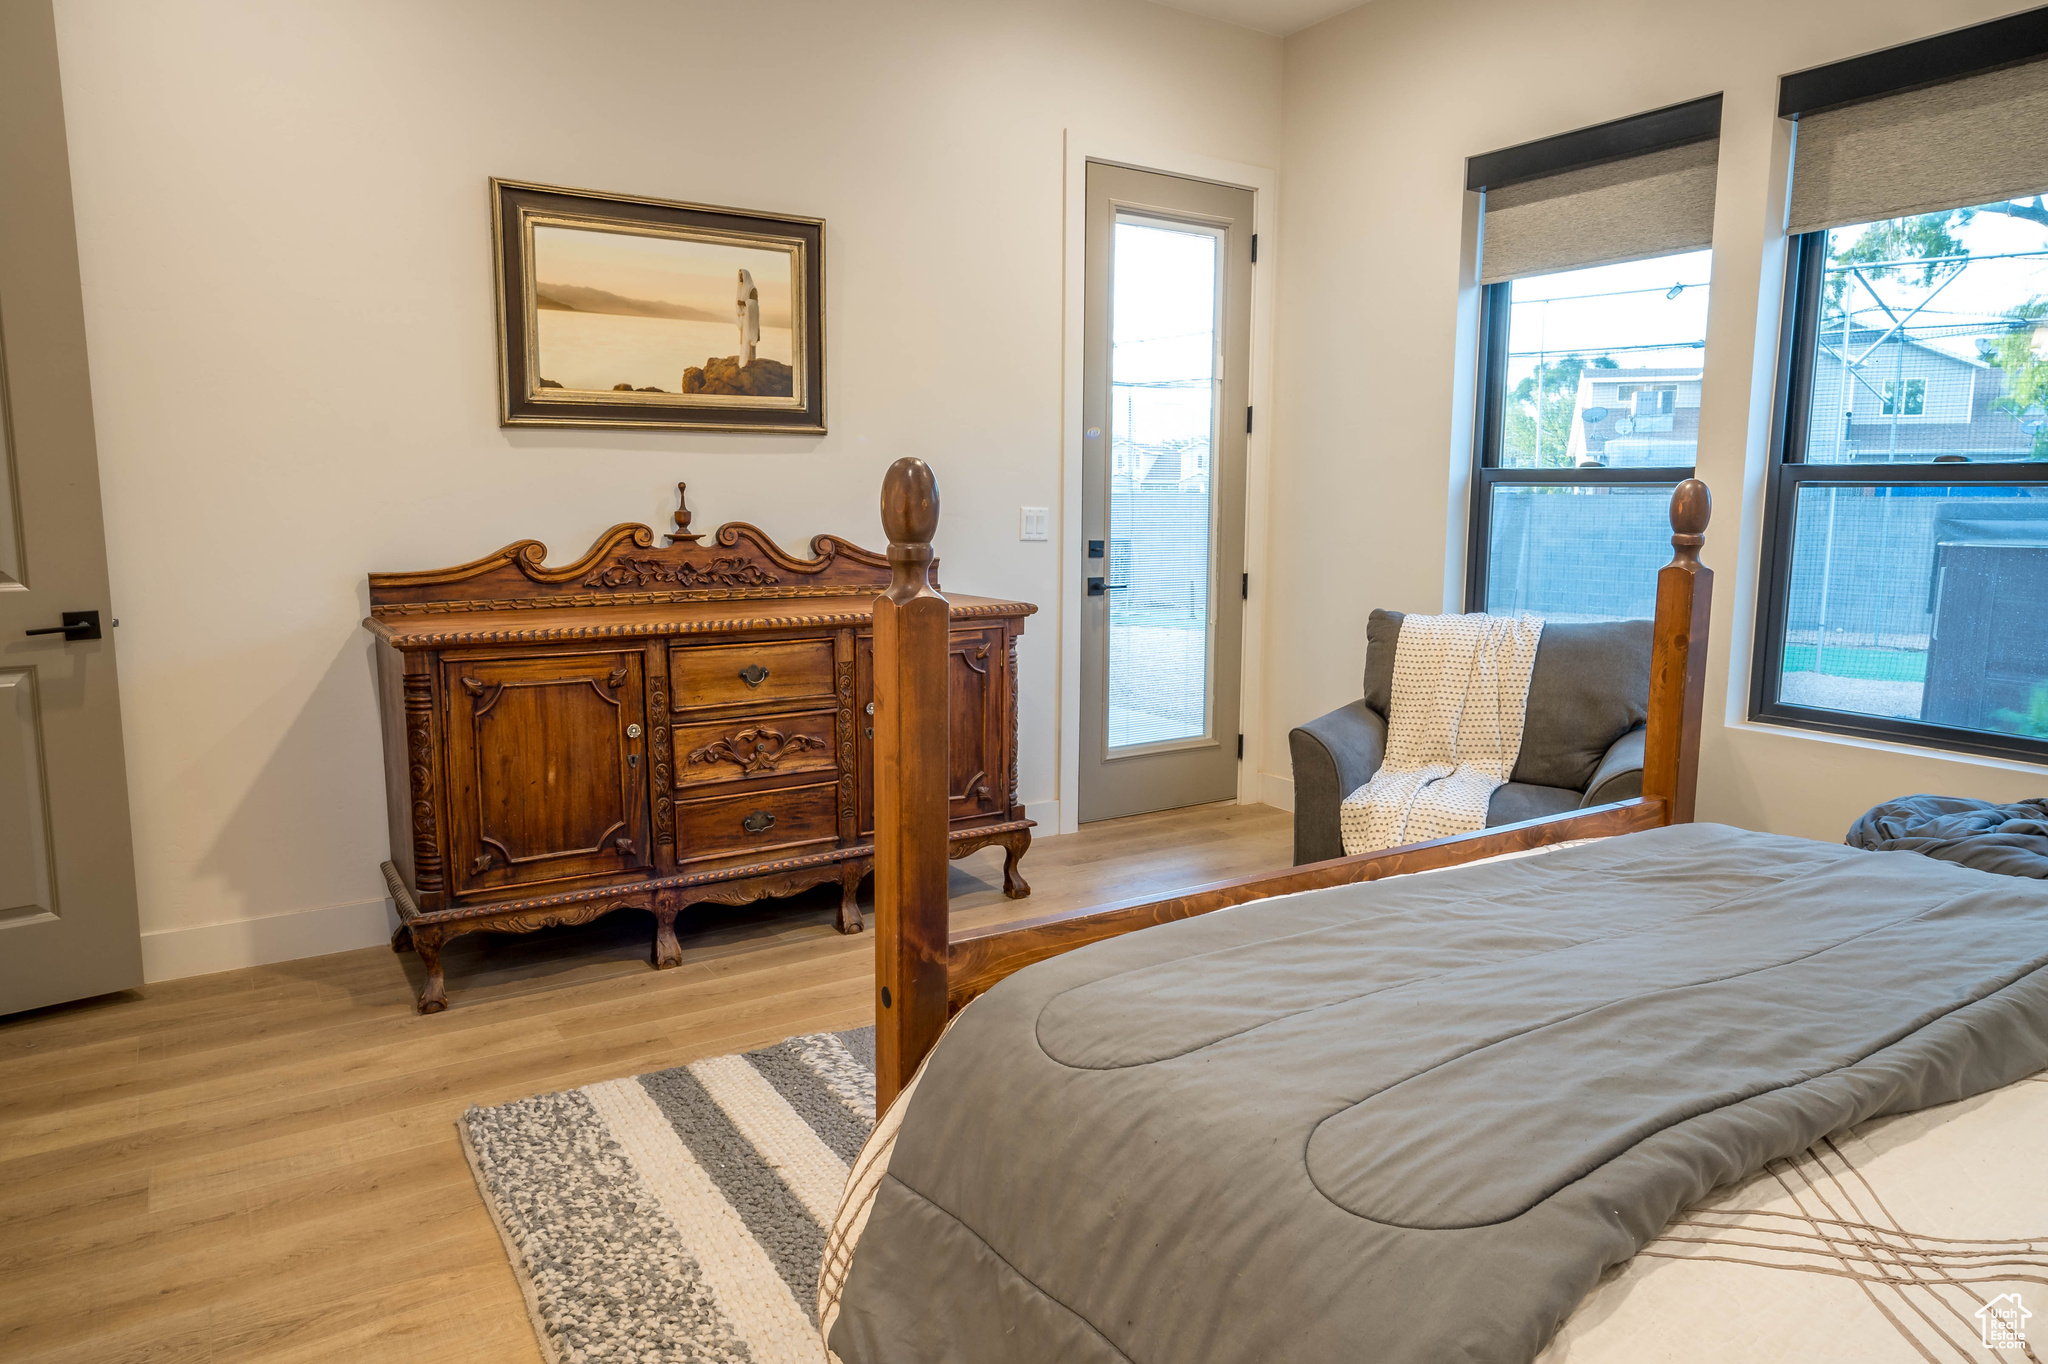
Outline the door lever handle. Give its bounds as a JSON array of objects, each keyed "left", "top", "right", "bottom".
[
  {"left": 1085, "top": 579, "right": 1128, "bottom": 597},
  {"left": 25, "top": 610, "right": 102, "bottom": 640}
]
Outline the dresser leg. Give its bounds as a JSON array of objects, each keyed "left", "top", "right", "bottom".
[
  {"left": 390, "top": 923, "right": 414, "bottom": 953},
  {"left": 835, "top": 863, "right": 866, "bottom": 935},
  {"left": 652, "top": 893, "right": 683, "bottom": 970},
  {"left": 413, "top": 932, "right": 448, "bottom": 1014},
  {"left": 1000, "top": 831, "right": 1032, "bottom": 900}
]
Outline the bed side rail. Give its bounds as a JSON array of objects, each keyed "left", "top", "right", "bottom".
[{"left": 945, "top": 796, "right": 1666, "bottom": 1013}]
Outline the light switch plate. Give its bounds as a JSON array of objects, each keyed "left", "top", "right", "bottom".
[{"left": 1020, "top": 507, "right": 1050, "bottom": 541}]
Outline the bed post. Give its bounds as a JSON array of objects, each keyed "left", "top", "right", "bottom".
[
  {"left": 873, "top": 458, "right": 952, "bottom": 1112},
  {"left": 1642, "top": 477, "right": 1713, "bottom": 825}
]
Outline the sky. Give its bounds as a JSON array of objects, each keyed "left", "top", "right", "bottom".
[
  {"left": 1111, "top": 219, "right": 1219, "bottom": 384},
  {"left": 533, "top": 225, "right": 793, "bottom": 327},
  {"left": 1110, "top": 219, "right": 1222, "bottom": 458},
  {"left": 1827, "top": 202, "right": 2048, "bottom": 365},
  {"left": 1502, "top": 195, "right": 2048, "bottom": 384},
  {"left": 1507, "top": 249, "right": 1714, "bottom": 381}
]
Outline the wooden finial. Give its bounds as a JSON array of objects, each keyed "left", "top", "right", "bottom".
[
  {"left": 664, "top": 482, "right": 704, "bottom": 546},
  {"left": 880, "top": 457, "right": 939, "bottom": 596},
  {"left": 881, "top": 457, "right": 939, "bottom": 549},
  {"left": 1668, "top": 478, "right": 1710, "bottom": 560}
]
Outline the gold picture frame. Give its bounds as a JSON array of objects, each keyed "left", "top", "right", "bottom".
[{"left": 492, "top": 178, "right": 825, "bottom": 432}]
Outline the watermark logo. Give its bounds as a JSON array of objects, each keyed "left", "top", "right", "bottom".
[{"left": 1977, "top": 1293, "right": 2031, "bottom": 1350}]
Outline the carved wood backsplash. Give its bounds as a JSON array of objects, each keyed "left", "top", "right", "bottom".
[{"left": 368, "top": 485, "right": 923, "bottom": 617}]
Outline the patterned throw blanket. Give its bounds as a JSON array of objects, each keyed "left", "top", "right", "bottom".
[{"left": 1339, "top": 611, "right": 1543, "bottom": 854}]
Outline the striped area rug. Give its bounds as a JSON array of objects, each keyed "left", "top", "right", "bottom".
[{"left": 461, "top": 1028, "right": 875, "bottom": 1364}]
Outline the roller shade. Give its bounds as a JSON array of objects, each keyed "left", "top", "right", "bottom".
[
  {"left": 1788, "top": 54, "right": 2048, "bottom": 235},
  {"left": 1480, "top": 136, "right": 1720, "bottom": 285}
]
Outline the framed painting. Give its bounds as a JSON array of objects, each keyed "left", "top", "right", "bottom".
[{"left": 492, "top": 178, "right": 825, "bottom": 432}]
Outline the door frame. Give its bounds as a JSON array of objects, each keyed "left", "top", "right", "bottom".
[{"left": 1056, "top": 132, "right": 1277, "bottom": 834}]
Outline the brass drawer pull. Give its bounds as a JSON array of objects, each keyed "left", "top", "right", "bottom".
[
  {"left": 738, "top": 664, "right": 770, "bottom": 687},
  {"left": 742, "top": 809, "right": 776, "bottom": 834}
]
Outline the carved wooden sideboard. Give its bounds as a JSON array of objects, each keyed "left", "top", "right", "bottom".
[{"left": 364, "top": 485, "right": 1035, "bottom": 1012}]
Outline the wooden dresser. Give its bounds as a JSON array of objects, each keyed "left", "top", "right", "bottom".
[{"left": 363, "top": 485, "right": 1035, "bottom": 1012}]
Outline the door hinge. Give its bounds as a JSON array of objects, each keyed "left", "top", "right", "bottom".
[
  {"left": 1251, "top": 233, "right": 1259, "bottom": 263},
  {"left": 1241, "top": 572, "right": 1249, "bottom": 600},
  {"left": 1246, "top": 406, "right": 1253, "bottom": 435},
  {"left": 1237, "top": 734, "right": 1244, "bottom": 760}
]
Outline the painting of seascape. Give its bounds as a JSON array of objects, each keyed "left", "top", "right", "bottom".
[
  {"left": 532, "top": 226, "right": 795, "bottom": 394},
  {"left": 494, "top": 180, "right": 825, "bottom": 432}
]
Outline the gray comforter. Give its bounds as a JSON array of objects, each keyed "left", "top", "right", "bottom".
[
  {"left": 1846, "top": 793, "right": 2048, "bottom": 878},
  {"left": 828, "top": 823, "right": 2048, "bottom": 1364}
]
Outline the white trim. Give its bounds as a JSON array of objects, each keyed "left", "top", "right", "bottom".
[
  {"left": 1722, "top": 716, "right": 2048, "bottom": 776},
  {"left": 140, "top": 894, "right": 397, "bottom": 982},
  {"left": 1058, "top": 130, "right": 1279, "bottom": 836},
  {"left": 139, "top": 792, "right": 1071, "bottom": 980},
  {"left": 1018, "top": 798, "right": 1062, "bottom": 836},
  {"left": 1442, "top": 189, "right": 1486, "bottom": 613},
  {"left": 1711, "top": 105, "right": 1797, "bottom": 735},
  {"left": 1259, "top": 770, "right": 1295, "bottom": 813}
]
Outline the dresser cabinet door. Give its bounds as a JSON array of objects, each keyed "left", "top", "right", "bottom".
[
  {"left": 946, "top": 626, "right": 1005, "bottom": 820},
  {"left": 443, "top": 650, "right": 650, "bottom": 898},
  {"left": 856, "top": 625, "right": 1012, "bottom": 835}
]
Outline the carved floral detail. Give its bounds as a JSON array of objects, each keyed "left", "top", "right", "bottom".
[
  {"left": 836, "top": 651, "right": 857, "bottom": 830},
  {"left": 584, "top": 554, "right": 779, "bottom": 591},
  {"left": 1009, "top": 631, "right": 1020, "bottom": 814},
  {"left": 688, "top": 725, "right": 827, "bottom": 775},
  {"left": 403, "top": 673, "right": 444, "bottom": 893},
  {"left": 650, "top": 674, "right": 673, "bottom": 848}
]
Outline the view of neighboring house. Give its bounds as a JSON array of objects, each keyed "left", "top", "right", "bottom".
[
  {"left": 1804, "top": 326, "right": 2041, "bottom": 462},
  {"left": 1565, "top": 365, "right": 1705, "bottom": 466},
  {"left": 1563, "top": 329, "right": 2048, "bottom": 467},
  {"left": 1114, "top": 437, "right": 1211, "bottom": 491}
]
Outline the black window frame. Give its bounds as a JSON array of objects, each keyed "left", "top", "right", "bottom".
[
  {"left": 1748, "top": 229, "right": 2048, "bottom": 765},
  {"left": 1464, "top": 275, "right": 1700, "bottom": 614}
]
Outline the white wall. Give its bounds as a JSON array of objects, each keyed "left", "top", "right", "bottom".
[
  {"left": 1270, "top": 0, "right": 2048, "bottom": 839},
  {"left": 52, "top": 0, "right": 1281, "bottom": 979}
]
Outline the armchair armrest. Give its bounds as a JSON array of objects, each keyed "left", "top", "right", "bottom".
[
  {"left": 1581, "top": 725, "right": 1646, "bottom": 807},
  {"left": 1288, "top": 700, "right": 1387, "bottom": 865}
]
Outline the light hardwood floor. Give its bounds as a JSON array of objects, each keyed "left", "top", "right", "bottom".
[{"left": 0, "top": 802, "right": 1292, "bottom": 1364}]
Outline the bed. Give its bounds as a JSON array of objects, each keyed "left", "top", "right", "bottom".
[{"left": 829, "top": 460, "right": 2048, "bottom": 1363}]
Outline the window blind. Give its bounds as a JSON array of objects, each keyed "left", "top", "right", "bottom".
[
  {"left": 1787, "top": 54, "right": 2048, "bottom": 235},
  {"left": 1480, "top": 138, "right": 1719, "bottom": 284}
]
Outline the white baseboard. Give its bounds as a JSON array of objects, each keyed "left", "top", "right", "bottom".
[
  {"left": 1259, "top": 771, "right": 1295, "bottom": 813},
  {"left": 141, "top": 895, "right": 399, "bottom": 983},
  {"left": 145, "top": 800, "right": 1075, "bottom": 984}
]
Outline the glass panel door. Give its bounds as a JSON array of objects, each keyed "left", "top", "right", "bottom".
[
  {"left": 1107, "top": 218, "right": 1219, "bottom": 749},
  {"left": 1079, "top": 163, "right": 1251, "bottom": 823}
]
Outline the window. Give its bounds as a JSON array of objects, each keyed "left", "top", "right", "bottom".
[
  {"left": 1760, "top": 14, "right": 2048, "bottom": 762},
  {"left": 1753, "top": 198, "right": 2048, "bottom": 761},
  {"left": 1469, "top": 249, "right": 1712, "bottom": 620},
  {"left": 1880, "top": 378, "right": 1926, "bottom": 417}
]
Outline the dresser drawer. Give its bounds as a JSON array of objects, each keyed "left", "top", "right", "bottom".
[
  {"left": 675, "top": 709, "right": 839, "bottom": 791},
  {"left": 674, "top": 781, "right": 840, "bottom": 867},
  {"left": 672, "top": 638, "right": 835, "bottom": 711}
]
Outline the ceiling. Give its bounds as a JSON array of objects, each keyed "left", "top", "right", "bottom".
[{"left": 1149, "top": 0, "right": 1366, "bottom": 37}]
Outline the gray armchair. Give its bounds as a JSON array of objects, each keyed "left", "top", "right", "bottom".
[{"left": 1288, "top": 610, "right": 1652, "bottom": 865}]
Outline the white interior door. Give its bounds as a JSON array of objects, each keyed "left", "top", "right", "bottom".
[{"left": 0, "top": 0, "right": 144, "bottom": 1015}]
